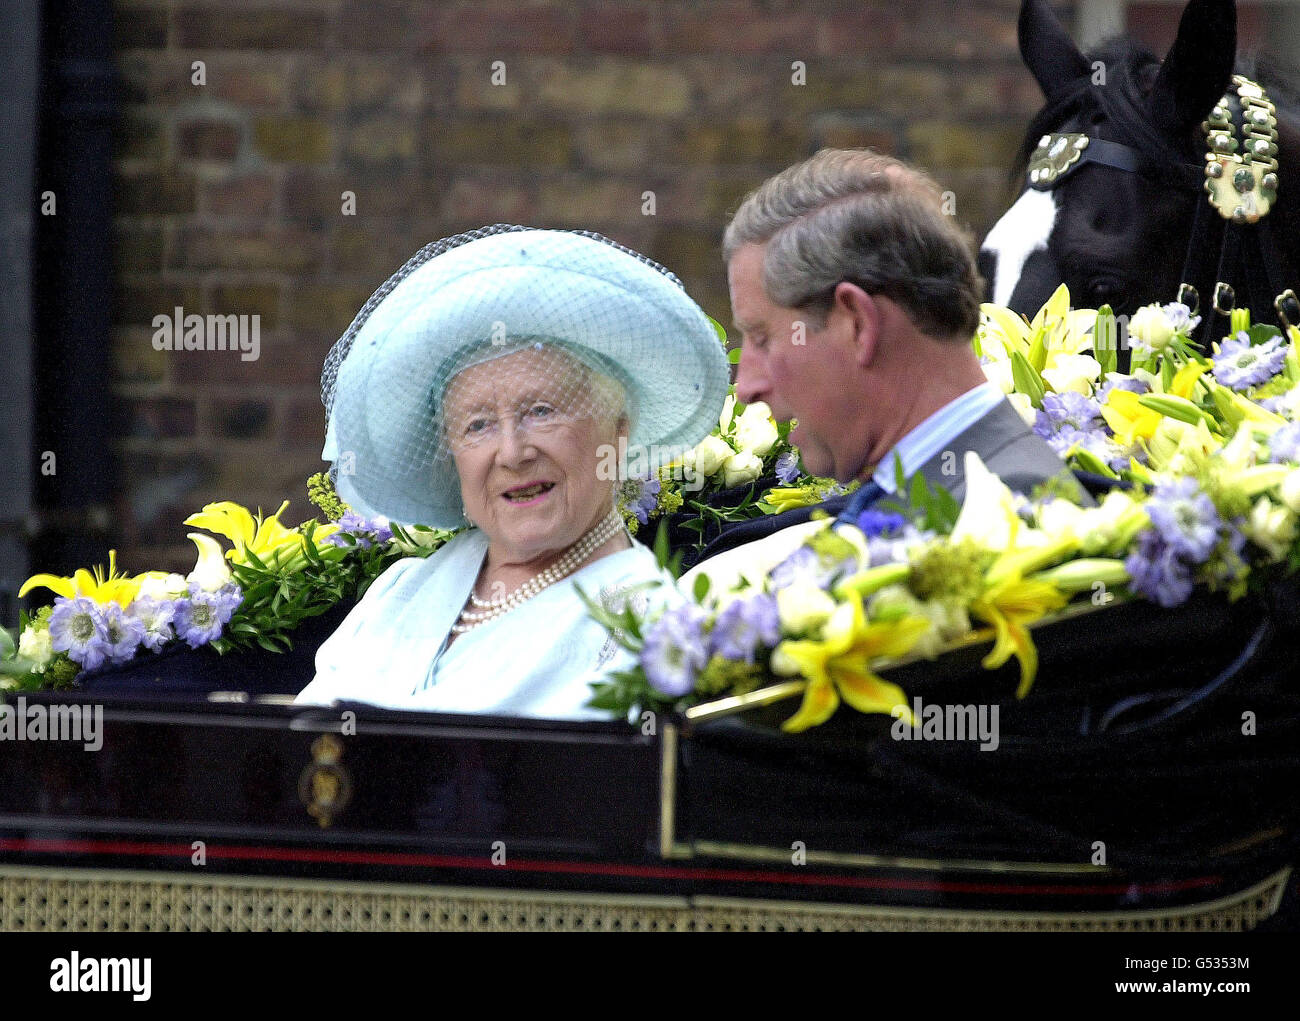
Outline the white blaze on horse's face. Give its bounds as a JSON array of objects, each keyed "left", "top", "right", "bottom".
[{"left": 980, "top": 188, "right": 1059, "bottom": 308}]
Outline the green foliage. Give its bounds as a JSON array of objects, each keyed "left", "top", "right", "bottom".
[
  {"left": 306, "top": 472, "right": 349, "bottom": 521},
  {"left": 211, "top": 522, "right": 446, "bottom": 655}
]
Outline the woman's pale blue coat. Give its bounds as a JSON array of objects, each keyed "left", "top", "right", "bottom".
[{"left": 295, "top": 529, "right": 671, "bottom": 720}]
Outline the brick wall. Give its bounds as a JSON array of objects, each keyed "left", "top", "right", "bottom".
[{"left": 107, "top": 0, "right": 1047, "bottom": 571}]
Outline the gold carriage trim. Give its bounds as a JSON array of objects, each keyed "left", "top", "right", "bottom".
[
  {"left": 0, "top": 864, "right": 1288, "bottom": 932},
  {"left": 1203, "top": 75, "right": 1280, "bottom": 224}
]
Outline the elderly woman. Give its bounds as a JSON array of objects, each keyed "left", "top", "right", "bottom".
[{"left": 295, "top": 226, "right": 729, "bottom": 718}]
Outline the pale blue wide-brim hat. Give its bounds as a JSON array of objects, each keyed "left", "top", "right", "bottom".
[{"left": 320, "top": 225, "right": 730, "bottom": 528}]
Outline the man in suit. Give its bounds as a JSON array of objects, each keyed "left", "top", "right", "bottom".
[{"left": 696, "top": 148, "right": 1088, "bottom": 565}]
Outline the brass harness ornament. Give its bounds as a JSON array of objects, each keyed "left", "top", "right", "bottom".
[
  {"left": 1203, "top": 74, "right": 1280, "bottom": 225},
  {"left": 1027, "top": 132, "right": 1089, "bottom": 188}
]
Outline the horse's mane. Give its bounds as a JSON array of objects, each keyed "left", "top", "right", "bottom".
[{"left": 1010, "top": 37, "right": 1300, "bottom": 187}]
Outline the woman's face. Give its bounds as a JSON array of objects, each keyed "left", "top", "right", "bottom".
[{"left": 443, "top": 347, "right": 625, "bottom": 568}]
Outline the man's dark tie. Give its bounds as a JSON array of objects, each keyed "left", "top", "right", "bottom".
[{"left": 834, "top": 479, "right": 886, "bottom": 527}]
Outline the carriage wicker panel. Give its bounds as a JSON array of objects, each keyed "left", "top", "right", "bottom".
[{"left": 0, "top": 866, "right": 1287, "bottom": 932}]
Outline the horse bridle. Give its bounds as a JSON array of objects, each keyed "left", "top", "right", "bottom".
[{"left": 1025, "top": 75, "right": 1299, "bottom": 345}]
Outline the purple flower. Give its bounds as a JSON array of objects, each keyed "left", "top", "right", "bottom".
[
  {"left": 640, "top": 603, "right": 709, "bottom": 696},
  {"left": 326, "top": 511, "right": 394, "bottom": 550},
  {"left": 1124, "top": 531, "right": 1196, "bottom": 608},
  {"left": 173, "top": 582, "right": 242, "bottom": 649},
  {"left": 1269, "top": 421, "right": 1300, "bottom": 465},
  {"left": 1145, "top": 476, "right": 1221, "bottom": 563},
  {"left": 774, "top": 450, "right": 801, "bottom": 485},
  {"left": 1032, "top": 391, "right": 1128, "bottom": 469},
  {"left": 48, "top": 596, "right": 110, "bottom": 670},
  {"left": 709, "top": 594, "right": 779, "bottom": 664},
  {"left": 129, "top": 597, "right": 177, "bottom": 653},
  {"left": 1034, "top": 391, "right": 1104, "bottom": 435},
  {"left": 1212, "top": 333, "right": 1287, "bottom": 391},
  {"left": 1096, "top": 373, "right": 1150, "bottom": 405},
  {"left": 100, "top": 602, "right": 146, "bottom": 666},
  {"left": 856, "top": 508, "right": 906, "bottom": 538},
  {"left": 1162, "top": 301, "right": 1201, "bottom": 335},
  {"left": 622, "top": 476, "right": 661, "bottom": 526},
  {"left": 767, "top": 545, "right": 856, "bottom": 592}
]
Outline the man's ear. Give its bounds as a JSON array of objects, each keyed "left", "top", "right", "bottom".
[{"left": 831, "top": 281, "right": 881, "bottom": 368}]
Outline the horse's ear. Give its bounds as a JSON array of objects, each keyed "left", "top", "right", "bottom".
[
  {"left": 1019, "top": 0, "right": 1091, "bottom": 101},
  {"left": 1149, "top": 0, "right": 1237, "bottom": 136}
]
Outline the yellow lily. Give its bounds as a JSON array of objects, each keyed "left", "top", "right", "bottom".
[
  {"left": 19, "top": 550, "right": 149, "bottom": 608},
  {"left": 1102, "top": 361, "right": 1208, "bottom": 449},
  {"left": 184, "top": 500, "right": 338, "bottom": 569},
  {"left": 980, "top": 285, "right": 1099, "bottom": 377},
  {"left": 970, "top": 573, "right": 1066, "bottom": 699},
  {"left": 761, "top": 485, "right": 832, "bottom": 515},
  {"left": 772, "top": 590, "right": 931, "bottom": 733}
]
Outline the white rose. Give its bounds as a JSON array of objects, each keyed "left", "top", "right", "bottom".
[
  {"left": 1128, "top": 304, "right": 1175, "bottom": 352},
  {"left": 691, "top": 435, "right": 734, "bottom": 478},
  {"left": 18, "top": 626, "right": 53, "bottom": 673},
  {"left": 722, "top": 450, "right": 764, "bottom": 487},
  {"left": 733, "top": 402, "right": 779, "bottom": 457}
]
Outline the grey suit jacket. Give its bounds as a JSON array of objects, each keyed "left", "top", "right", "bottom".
[{"left": 908, "top": 396, "right": 1094, "bottom": 506}]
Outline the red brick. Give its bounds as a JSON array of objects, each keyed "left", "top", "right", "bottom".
[
  {"left": 115, "top": 170, "right": 198, "bottom": 215},
  {"left": 177, "top": 118, "right": 243, "bottom": 161},
  {"left": 578, "top": 4, "right": 656, "bottom": 54},
  {"left": 170, "top": 227, "right": 321, "bottom": 273},
  {"left": 115, "top": 281, "right": 203, "bottom": 328},
  {"left": 279, "top": 393, "right": 329, "bottom": 448},
  {"left": 113, "top": 396, "right": 198, "bottom": 440},
  {"left": 207, "top": 60, "right": 292, "bottom": 108},
  {"left": 199, "top": 172, "right": 277, "bottom": 218},
  {"left": 421, "top": 2, "right": 575, "bottom": 53},
  {"left": 442, "top": 173, "right": 534, "bottom": 225},
  {"left": 169, "top": 332, "right": 328, "bottom": 388},
  {"left": 664, "top": 2, "right": 819, "bottom": 53},
  {"left": 812, "top": 7, "right": 906, "bottom": 56},
  {"left": 175, "top": 7, "right": 329, "bottom": 50},
  {"left": 338, "top": 0, "right": 420, "bottom": 51}
]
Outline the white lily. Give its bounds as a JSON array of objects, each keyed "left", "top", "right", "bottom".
[{"left": 186, "top": 532, "right": 233, "bottom": 591}]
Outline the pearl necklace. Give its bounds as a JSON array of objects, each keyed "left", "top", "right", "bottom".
[{"left": 450, "top": 510, "right": 626, "bottom": 634}]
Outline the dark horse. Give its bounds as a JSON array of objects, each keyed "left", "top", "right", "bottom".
[{"left": 979, "top": 0, "right": 1300, "bottom": 346}]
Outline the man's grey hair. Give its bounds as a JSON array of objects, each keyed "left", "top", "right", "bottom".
[{"left": 723, "top": 148, "right": 984, "bottom": 340}]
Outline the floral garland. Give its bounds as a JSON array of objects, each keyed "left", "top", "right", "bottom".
[
  {"left": 587, "top": 285, "right": 1300, "bottom": 732},
  {"left": 0, "top": 478, "right": 456, "bottom": 691}
]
